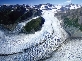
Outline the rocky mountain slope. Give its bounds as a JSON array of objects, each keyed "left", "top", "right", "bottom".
[
  {"left": 55, "top": 6, "right": 82, "bottom": 37},
  {"left": 0, "top": 5, "right": 42, "bottom": 30}
]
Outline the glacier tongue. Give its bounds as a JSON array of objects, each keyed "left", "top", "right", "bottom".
[{"left": 0, "top": 10, "right": 68, "bottom": 61}]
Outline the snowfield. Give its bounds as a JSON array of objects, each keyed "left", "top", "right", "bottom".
[{"left": 0, "top": 10, "right": 68, "bottom": 61}]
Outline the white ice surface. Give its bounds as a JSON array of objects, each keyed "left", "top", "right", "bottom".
[
  {"left": 44, "top": 39, "right": 82, "bottom": 61},
  {"left": 55, "top": 5, "right": 62, "bottom": 9}
]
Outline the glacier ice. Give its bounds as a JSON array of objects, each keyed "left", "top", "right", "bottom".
[{"left": 0, "top": 10, "right": 68, "bottom": 61}]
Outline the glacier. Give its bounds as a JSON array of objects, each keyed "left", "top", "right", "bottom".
[
  {"left": 44, "top": 38, "right": 82, "bottom": 61},
  {"left": 0, "top": 10, "right": 68, "bottom": 61}
]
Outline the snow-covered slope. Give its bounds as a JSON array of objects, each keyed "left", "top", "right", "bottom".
[
  {"left": 39, "top": 4, "right": 60, "bottom": 12},
  {"left": 65, "top": 4, "right": 81, "bottom": 10},
  {"left": 39, "top": 3, "right": 81, "bottom": 12},
  {"left": 55, "top": 5, "right": 62, "bottom": 9}
]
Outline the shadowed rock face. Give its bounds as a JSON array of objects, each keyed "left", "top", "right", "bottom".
[{"left": 0, "top": 5, "right": 42, "bottom": 30}]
